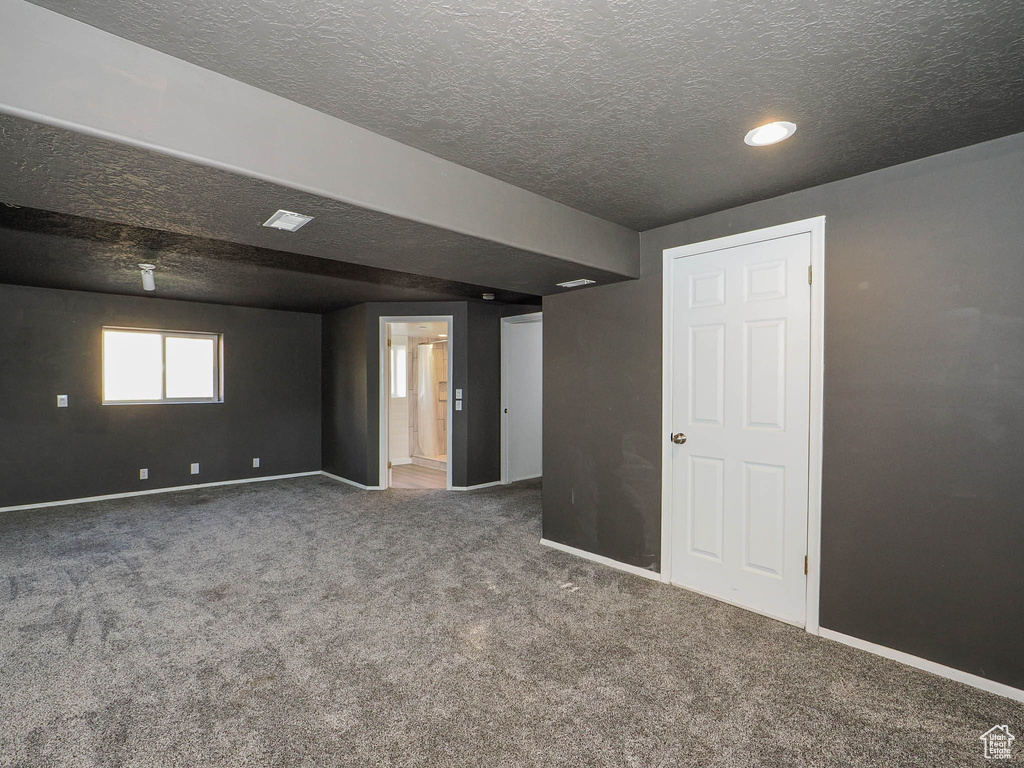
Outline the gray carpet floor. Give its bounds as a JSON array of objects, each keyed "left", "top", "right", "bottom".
[{"left": 1, "top": 477, "right": 1019, "bottom": 767}]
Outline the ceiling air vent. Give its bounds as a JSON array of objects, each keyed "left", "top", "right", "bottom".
[
  {"left": 262, "top": 210, "right": 313, "bottom": 232},
  {"left": 557, "top": 278, "right": 596, "bottom": 289}
]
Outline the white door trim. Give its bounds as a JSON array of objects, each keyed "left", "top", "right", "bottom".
[
  {"left": 660, "top": 216, "right": 826, "bottom": 635},
  {"left": 379, "top": 315, "right": 455, "bottom": 491},
  {"left": 500, "top": 311, "right": 543, "bottom": 484}
]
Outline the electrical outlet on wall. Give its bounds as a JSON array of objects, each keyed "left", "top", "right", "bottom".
[
  {"left": 56, "top": 395, "right": 68, "bottom": 407},
  {"left": 139, "top": 468, "right": 148, "bottom": 480},
  {"left": 190, "top": 463, "right": 200, "bottom": 475},
  {"left": 456, "top": 401, "right": 463, "bottom": 411},
  {"left": 252, "top": 458, "right": 260, "bottom": 468}
]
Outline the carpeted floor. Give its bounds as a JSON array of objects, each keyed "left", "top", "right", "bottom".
[{"left": 0, "top": 476, "right": 1019, "bottom": 767}]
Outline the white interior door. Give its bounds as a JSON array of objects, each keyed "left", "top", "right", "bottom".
[
  {"left": 669, "top": 232, "right": 811, "bottom": 625},
  {"left": 503, "top": 315, "right": 543, "bottom": 482}
]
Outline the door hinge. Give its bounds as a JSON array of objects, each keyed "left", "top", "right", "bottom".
[
  {"left": 387, "top": 461, "right": 392, "bottom": 469},
  {"left": 387, "top": 338, "right": 392, "bottom": 347},
  {"left": 804, "top": 555, "right": 808, "bottom": 575},
  {"left": 808, "top": 265, "right": 813, "bottom": 285}
]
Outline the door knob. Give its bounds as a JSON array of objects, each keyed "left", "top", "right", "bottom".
[{"left": 671, "top": 432, "right": 687, "bottom": 445}]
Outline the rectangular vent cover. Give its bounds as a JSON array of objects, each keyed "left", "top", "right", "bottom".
[
  {"left": 557, "top": 278, "right": 597, "bottom": 288},
  {"left": 263, "top": 210, "right": 313, "bottom": 232}
]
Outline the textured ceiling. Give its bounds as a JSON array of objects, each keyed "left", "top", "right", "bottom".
[
  {"left": 27, "top": 0, "right": 1024, "bottom": 230},
  {"left": 0, "top": 205, "right": 540, "bottom": 312},
  {"left": 0, "top": 114, "right": 626, "bottom": 300}
]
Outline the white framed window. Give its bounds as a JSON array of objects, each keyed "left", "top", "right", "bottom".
[
  {"left": 102, "top": 327, "right": 223, "bottom": 404},
  {"left": 390, "top": 342, "right": 407, "bottom": 398}
]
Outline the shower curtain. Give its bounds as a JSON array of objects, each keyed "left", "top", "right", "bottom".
[{"left": 416, "top": 344, "right": 444, "bottom": 458}]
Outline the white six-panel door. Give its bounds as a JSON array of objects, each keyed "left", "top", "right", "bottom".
[{"left": 668, "top": 231, "right": 812, "bottom": 626}]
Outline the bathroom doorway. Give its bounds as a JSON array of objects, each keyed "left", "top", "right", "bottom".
[{"left": 380, "top": 317, "right": 453, "bottom": 490}]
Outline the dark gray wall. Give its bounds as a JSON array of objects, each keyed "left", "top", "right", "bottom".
[
  {"left": 321, "top": 301, "right": 518, "bottom": 489},
  {"left": 0, "top": 284, "right": 322, "bottom": 507},
  {"left": 465, "top": 302, "right": 502, "bottom": 486},
  {"left": 321, "top": 304, "right": 372, "bottom": 485},
  {"left": 542, "top": 131, "right": 1024, "bottom": 690}
]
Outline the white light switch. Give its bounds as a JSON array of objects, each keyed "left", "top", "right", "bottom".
[
  {"left": 455, "top": 401, "right": 463, "bottom": 411},
  {"left": 56, "top": 395, "right": 68, "bottom": 407},
  {"left": 139, "top": 468, "right": 149, "bottom": 480},
  {"left": 190, "top": 463, "right": 200, "bottom": 475},
  {"left": 252, "top": 458, "right": 260, "bottom": 468},
  {"left": 455, "top": 389, "right": 463, "bottom": 399}
]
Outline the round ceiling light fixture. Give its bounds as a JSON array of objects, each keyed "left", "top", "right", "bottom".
[{"left": 744, "top": 121, "right": 797, "bottom": 147}]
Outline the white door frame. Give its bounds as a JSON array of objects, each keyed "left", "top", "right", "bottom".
[
  {"left": 660, "top": 216, "right": 826, "bottom": 634},
  {"left": 379, "top": 315, "right": 455, "bottom": 491},
  {"left": 500, "top": 311, "right": 543, "bottom": 484}
]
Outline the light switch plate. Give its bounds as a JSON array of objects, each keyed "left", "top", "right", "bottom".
[
  {"left": 56, "top": 395, "right": 68, "bottom": 407},
  {"left": 253, "top": 458, "right": 260, "bottom": 468},
  {"left": 455, "top": 389, "right": 463, "bottom": 399},
  {"left": 455, "top": 401, "right": 463, "bottom": 411},
  {"left": 139, "top": 468, "right": 148, "bottom": 480},
  {"left": 190, "top": 463, "right": 200, "bottom": 474}
]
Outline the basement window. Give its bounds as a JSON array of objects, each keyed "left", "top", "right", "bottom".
[{"left": 102, "top": 327, "right": 223, "bottom": 404}]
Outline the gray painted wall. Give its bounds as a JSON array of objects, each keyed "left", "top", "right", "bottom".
[
  {"left": 321, "top": 304, "right": 372, "bottom": 485},
  {"left": 542, "top": 131, "right": 1024, "bottom": 690},
  {"left": 0, "top": 283, "right": 322, "bottom": 507}
]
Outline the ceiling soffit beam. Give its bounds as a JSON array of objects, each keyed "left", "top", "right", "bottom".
[{"left": 0, "top": 0, "right": 639, "bottom": 279}]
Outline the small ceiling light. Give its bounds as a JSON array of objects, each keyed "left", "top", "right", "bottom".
[
  {"left": 262, "top": 209, "right": 314, "bottom": 232},
  {"left": 139, "top": 263, "right": 156, "bottom": 292},
  {"left": 557, "top": 278, "right": 596, "bottom": 289},
  {"left": 744, "top": 121, "right": 797, "bottom": 147},
  {"left": 482, "top": 293, "right": 495, "bottom": 301}
]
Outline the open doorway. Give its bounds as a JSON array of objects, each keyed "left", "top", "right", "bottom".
[
  {"left": 381, "top": 317, "right": 453, "bottom": 490},
  {"left": 501, "top": 312, "right": 543, "bottom": 483}
]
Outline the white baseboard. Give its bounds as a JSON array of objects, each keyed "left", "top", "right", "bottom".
[
  {"left": 389, "top": 458, "right": 413, "bottom": 466},
  {"left": 411, "top": 456, "right": 446, "bottom": 470},
  {"left": 320, "top": 471, "right": 383, "bottom": 490},
  {"left": 819, "top": 628, "right": 1024, "bottom": 704},
  {"left": 507, "top": 473, "right": 542, "bottom": 483},
  {"left": 0, "top": 471, "right": 322, "bottom": 513},
  {"left": 451, "top": 480, "right": 503, "bottom": 491},
  {"left": 539, "top": 538, "right": 661, "bottom": 581}
]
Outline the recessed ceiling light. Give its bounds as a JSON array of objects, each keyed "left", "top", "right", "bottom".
[
  {"left": 262, "top": 209, "right": 313, "bottom": 232},
  {"left": 482, "top": 293, "right": 495, "bottom": 301},
  {"left": 557, "top": 278, "right": 597, "bottom": 288},
  {"left": 744, "top": 121, "right": 797, "bottom": 147}
]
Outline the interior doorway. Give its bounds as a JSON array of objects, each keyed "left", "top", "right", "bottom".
[
  {"left": 661, "top": 217, "right": 825, "bottom": 632},
  {"left": 381, "top": 317, "right": 454, "bottom": 490},
  {"left": 501, "top": 312, "right": 543, "bottom": 483}
]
